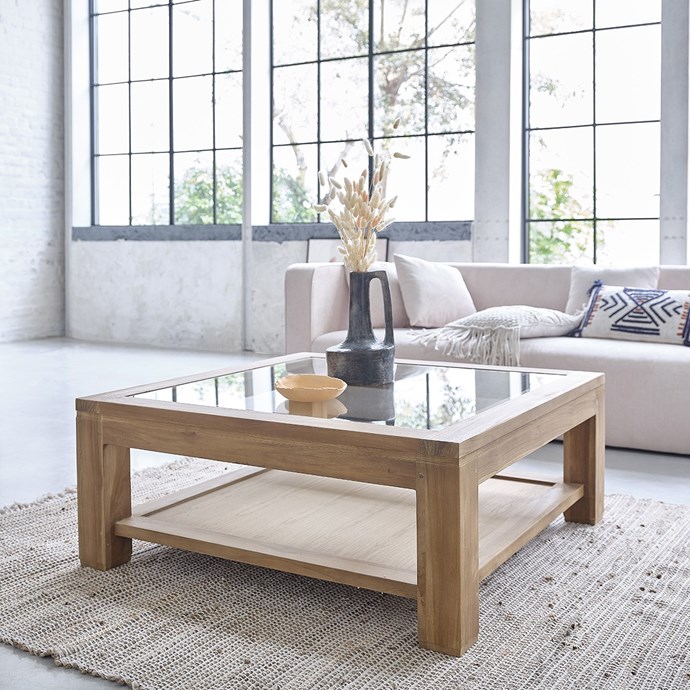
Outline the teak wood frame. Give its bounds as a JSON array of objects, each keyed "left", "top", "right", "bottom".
[{"left": 76, "top": 353, "right": 604, "bottom": 657}]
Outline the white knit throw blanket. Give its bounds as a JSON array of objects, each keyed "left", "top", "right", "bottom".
[{"left": 415, "top": 323, "right": 521, "bottom": 366}]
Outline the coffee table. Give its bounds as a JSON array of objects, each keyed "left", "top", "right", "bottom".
[{"left": 76, "top": 354, "right": 604, "bottom": 657}]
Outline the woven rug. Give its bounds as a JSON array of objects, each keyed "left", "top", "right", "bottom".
[{"left": 1, "top": 460, "right": 689, "bottom": 690}]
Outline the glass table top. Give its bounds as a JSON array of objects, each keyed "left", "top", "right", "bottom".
[{"left": 132, "top": 357, "right": 561, "bottom": 431}]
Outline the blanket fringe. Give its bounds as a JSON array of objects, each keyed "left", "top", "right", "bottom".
[{"left": 415, "top": 324, "right": 521, "bottom": 366}]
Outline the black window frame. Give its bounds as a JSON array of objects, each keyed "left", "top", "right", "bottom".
[
  {"left": 269, "top": 0, "right": 477, "bottom": 226},
  {"left": 523, "top": 1, "right": 662, "bottom": 264},
  {"left": 89, "top": 0, "right": 244, "bottom": 227}
]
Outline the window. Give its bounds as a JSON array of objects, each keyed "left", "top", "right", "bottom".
[
  {"left": 525, "top": 1, "right": 661, "bottom": 264},
  {"left": 91, "top": 0, "right": 243, "bottom": 226},
  {"left": 270, "top": 0, "right": 476, "bottom": 224}
]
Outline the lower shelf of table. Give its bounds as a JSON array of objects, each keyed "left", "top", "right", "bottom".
[{"left": 115, "top": 466, "right": 584, "bottom": 599}]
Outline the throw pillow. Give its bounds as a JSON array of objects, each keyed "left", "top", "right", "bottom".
[
  {"left": 565, "top": 266, "right": 660, "bottom": 315},
  {"left": 575, "top": 282, "right": 690, "bottom": 346},
  {"left": 452, "top": 305, "right": 584, "bottom": 338},
  {"left": 415, "top": 305, "right": 583, "bottom": 366},
  {"left": 393, "top": 254, "right": 476, "bottom": 327}
]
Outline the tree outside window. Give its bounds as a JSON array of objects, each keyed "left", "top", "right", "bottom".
[{"left": 271, "top": 0, "right": 476, "bottom": 225}]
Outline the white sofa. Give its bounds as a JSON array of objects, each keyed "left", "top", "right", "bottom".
[{"left": 285, "top": 262, "right": 690, "bottom": 456}]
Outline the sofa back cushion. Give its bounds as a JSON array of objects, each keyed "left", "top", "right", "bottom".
[
  {"left": 355, "top": 263, "right": 690, "bottom": 328},
  {"left": 565, "top": 266, "right": 660, "bottom": 314},
  {"left": 449, "top": 263, "right": 573, "bottom": 312},
  {"left": 659, "top": 266, "right": 690, "bottom": 290}
]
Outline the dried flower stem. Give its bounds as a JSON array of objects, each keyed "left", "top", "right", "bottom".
[{"left": 315, "top": 130, "right": 408, "bottom": 272}]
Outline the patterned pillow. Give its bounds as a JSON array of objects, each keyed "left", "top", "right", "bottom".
[{"left": 576, "top": 282, "right": 690, "bottom": 346}]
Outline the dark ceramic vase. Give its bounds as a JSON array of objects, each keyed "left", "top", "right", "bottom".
[{"left": 326, "top": 269, "right": 395, "bottom": 386}]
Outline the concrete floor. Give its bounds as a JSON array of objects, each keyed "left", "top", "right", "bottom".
[{"left": 0, "top": 337, "right": 688, "bottom": 689}]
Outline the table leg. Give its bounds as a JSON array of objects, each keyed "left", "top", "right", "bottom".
[
  {"left": 77, "top": 411, "right": 132, "bottom": 570},
  {"left": 564, "top": 387, "right": 605, "bottom": 524},
  {"left": 416, "top": 459, "right": 478, "bottom": 656}
]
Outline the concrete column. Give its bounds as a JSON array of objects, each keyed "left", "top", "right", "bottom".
[
  {"left": 473, "top": 0, "right": 523, "bottom": 264},
  {"left": 660, "top": 0, "right": 690, "bottom": 264}
]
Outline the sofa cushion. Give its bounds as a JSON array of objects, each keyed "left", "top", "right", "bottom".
[
  {"left": 577, "top": 283, "right": 690, "bottom": 346},
  {"left": 565, "top": 266, "right": 660, "bottom": 314},
  {"left": 519, "top": 336, "right": 690, "bottom": 455},
  {"left": 394, "top": 254, "right": 476, "bottom": 327}
]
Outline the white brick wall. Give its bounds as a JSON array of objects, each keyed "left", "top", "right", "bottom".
[{"left": 0, "top": 0, "right": 65, "bottom": 342}]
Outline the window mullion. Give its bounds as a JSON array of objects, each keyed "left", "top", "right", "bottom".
[{"left": 168, "top": 0, "right": 175, "bottom": 225}]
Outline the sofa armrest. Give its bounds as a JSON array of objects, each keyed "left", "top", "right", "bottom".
[{"left": 285, "top": 263, "right": 349, "bottom": 353}]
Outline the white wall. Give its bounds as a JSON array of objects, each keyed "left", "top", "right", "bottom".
[
  {"left": 0, "top": 0, "right": 65, "bottom": 342},
  {"left": 68, "top": 239, "right": 472, "bottom": 354}
]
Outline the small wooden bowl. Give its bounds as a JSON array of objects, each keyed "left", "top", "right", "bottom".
[{"left": 275, "top": 374, "right": 347, "bottom": 403}]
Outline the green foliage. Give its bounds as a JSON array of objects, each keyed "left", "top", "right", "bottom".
[
  {"left": 529, "top": 168, "right": 593, "bottom": 264},
  {"left": 174, "top": 165, "right": 242, "bottom": 225},
  {"left": 272, "top": 169, "right": 315, "bottom": 223}
]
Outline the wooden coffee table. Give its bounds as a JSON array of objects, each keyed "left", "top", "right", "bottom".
[{"left": 76, "top": 354, "right": 604, "bottom": 657}]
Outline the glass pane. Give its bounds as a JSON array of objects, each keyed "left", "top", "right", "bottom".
[
  {"left": 133, "top": 357, "right": 558, "bottom": 430},
  {"left": 529, "top": 33, "right": 592, "bottom": 129},
  {"left": 131, "top": 153, "right": 169, "bottom": 225},
  {"left": 596, "top": 220, "right": 660, "bottom": 265},
  {"left": 215, "top": 150, "right": 243, "bottom": 224},
  {"left": 272, "top": 143, "right": 317, "bottom": 223},
  {"left": 173, "top": 0, "right": 212, "bottom": 77},
  {"left": 215, "top": 73, "right": 243, "bottom": 149},
  {"left": 529, "top": 0, "right": 592, "bottom": 36},
  {"left": 320, "top": 58, "right": 368, "bottom": 141},
  {"left": 428, "top": 133, "right": 474, "bottom": 221},
  {"left": 215, "top": 0, "right": 243, "bottom": 72},
  {"left": 428, "top": 0, "right": 475, "bottom": 46},
  {"left": 596, "top": 123, "right": 660, "bottom": 219},
  {"left": 320, "top": 0, "right": 368, "bottom": 59},
  {"left": 383, "top": 136, "right": 425, "bottom": 222},
  {"left": 130, "top": 80, "right": 169, "bottom": 153},
  {"left": 95, "top": 12, "right": 128, "bottom": 84},
  {"left": 97, "top": 155, "right": 129, "bottom": 225},
  {"left": 174, "top": 151, "right": 214, "bottom": 224},
  {"left": 130, "top": 6, "right": 169, "bottom": 80},
  {"left": 318, "top": 140, "right": 368, "bottom": 208},
  {"left": 173, "top": 76, "right": 213, "bottom": 151},
  {"left": 94, "top": 0, "right": 127, "bottom": 12},
  {"left": 428, "top": 44, "right": 475, "bottom": 133},
  {"left": 529, "top": 128, "right": 594, "bottom": 220},
  {"left": 130, "top": 0, "right": 167, "bottom": 8},
  {"left": 528, "top": 220, "right": 594, "bottom": 264},
  {"left": 273, "top": 64, "right": 317, "bottom": 145},
  {"left": 596, "top": 26, "right": 660, "bottom": 124},
  {"left": 96, "top": 84, "right": 129, "bottom": 155},
  {"left": 272, "top": 0, "right": 317, "bottom": 65},
  {"left": 375, "top": 51, "right": 425, "bottom": 137},
  {"left": 374, "top": 0, "right": 425, "bottom": 52},
  {"left": 596, "top": 0, "right": 661, "bottom": 29}
]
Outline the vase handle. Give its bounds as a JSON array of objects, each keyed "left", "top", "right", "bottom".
[{"left": 369, "top": 270, "right": 395, "bottom": 347}]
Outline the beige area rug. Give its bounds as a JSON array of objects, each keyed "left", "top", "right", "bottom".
[{"left": 1, "top": 459, "right": 689, "bottom": 690}]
